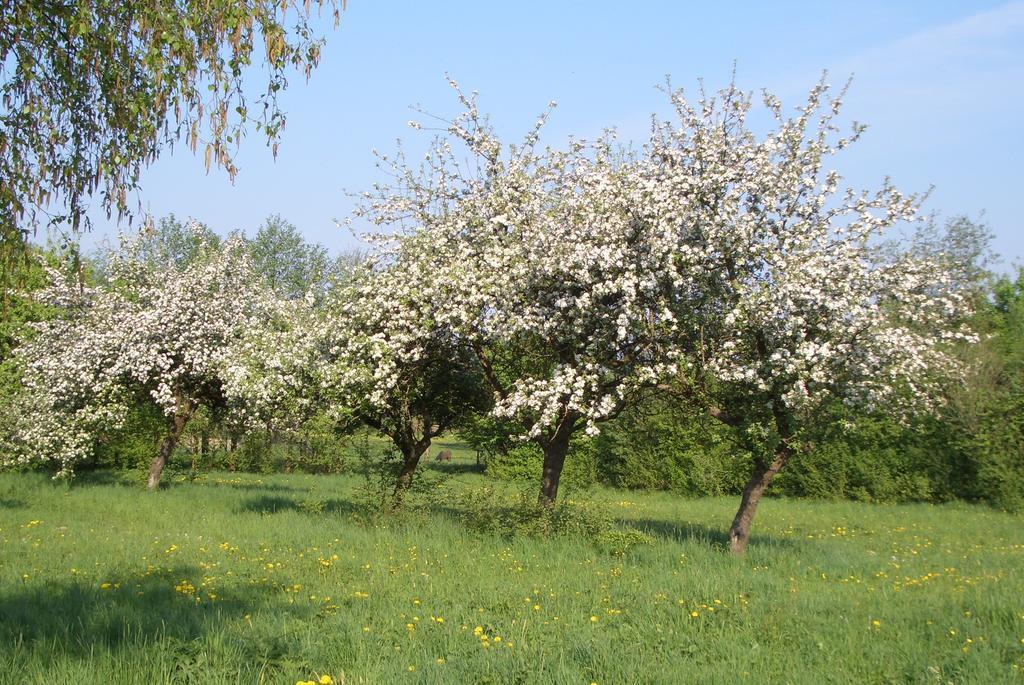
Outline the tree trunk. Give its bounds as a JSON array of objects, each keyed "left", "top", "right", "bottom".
[
  {"left": 147, "top": 405, "right": 193, "bottom": 490},
  {"left": 537, "top": 415, "right": 576, "bottom": 505},
  {"left": 393, "top": 440, "right": 430, "bottom": 503},
  {"left": 728, "top": 444, "right": 791, "bottom": 555}
]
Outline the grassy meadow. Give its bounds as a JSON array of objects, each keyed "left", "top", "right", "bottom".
[{"left": 1, "top": 446, "right": 1022, "bottom": 684}]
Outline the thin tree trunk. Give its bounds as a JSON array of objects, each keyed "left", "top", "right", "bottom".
[
  {"left": 147, "top": 405, "right": 193, "bottom": 490},
  {"left": 728, "top": 443, "right": 791, "bottom": 555},
  {"left": 537, "top": 414, "right": 576, "bottom": 505},
  {"left": 228, "top": 433, "right": 237, "bottom": 471}
]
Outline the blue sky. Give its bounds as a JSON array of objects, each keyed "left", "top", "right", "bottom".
[{"left": 80, "top": 1, "right": 1024, "bottom": 264}]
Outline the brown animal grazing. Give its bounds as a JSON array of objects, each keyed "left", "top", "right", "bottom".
[{"left": 435, "top": 450, "right": 452, "bottom": 462}]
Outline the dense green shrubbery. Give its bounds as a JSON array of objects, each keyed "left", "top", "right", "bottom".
[
  {"left": 92, "top": 408, "right": 352, "bottom": 476},
  {"left": 591, "top": 389, "right": 1021, "bottom": 509},
  {"left": 204, "top": 416, "right": 351, "bottom": 475},
  {"left": 965, "top": 270, "right": 1024, "bottom": 512},
  {"left": 458, "top": 484, "right": 654, "bottom": 554},
  {"left": 774, "top": 414, "right": 946, "bottom": 503},
  {"left": 349, "top": 435, "right": 458, "bottom": 515},
  {"left": 91, "top": 401, "right": 167, "bottom": 470},
  {"left": 593, "top": 398, "right": 750, "bottom": 496},
  {"left": 484, "top": 437, "right": 597, "bottom": 489},
  {"left": 967, "top": 391, "right": 1024, "bottom": 511}
]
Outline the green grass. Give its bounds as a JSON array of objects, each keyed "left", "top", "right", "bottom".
[{"left": 0, "top": 462, "right": 1022, "bottom": 684}]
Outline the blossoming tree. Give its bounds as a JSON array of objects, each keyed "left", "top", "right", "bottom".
[
  {"left": 9, "top": 227, "right": 273, "bottom": 488},
  {"left": 224, "top": 259, "right": 487, "bottom": 500},
  {"left": 639, "top": 80, "right": 973, "bottom": 552},
  {"left": 324, "top": 267, "right": 488, "bottom": 496},
  {"left": 357, "top": 84, "right": 687, "bottom": 504}
]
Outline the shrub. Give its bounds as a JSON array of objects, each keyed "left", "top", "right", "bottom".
[
  {"left": 351, "top": 436, "right": 449, "bottom": 516},
  {"left": 774, "top": 415, "right": 939, "bottom": 503},
  {"left": 484, "top": 437, "right": 596, "bottom": 488},
  {"left": 461, "top": 486, "right": 608, "bottom": 538},
  {"left": 594, "top": 397, "right": 750, "bottom": 496},
  {"left": 91, "top": 401, "right": 166, "bottom": 470},
  {"left": 967, "top": 384, "right": 1024, "bottom": 512}
]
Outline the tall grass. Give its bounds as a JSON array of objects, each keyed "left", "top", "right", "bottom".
[{"left": 0, "top": 461, "right": 1021, "bottom": 683}]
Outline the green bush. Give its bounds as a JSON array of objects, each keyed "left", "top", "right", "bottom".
[
  {"left": 224, "top": 432, "right": 276, "bottom": 473},
  {"left": 461, "top": 486, "right": 608, "bottom": 538},
  {"left": 775, "top": 415, "right": 940, "bottom": 503},
  {"left": 967, "top": 384, "right": 1024, "bottom": 512},
  {"left": 278, "top": 413, "right": 351, "bottom": 474},
  {"left": 203, "top": 413, "right": 350, "bottom": 475},
  {"left": 92, "top": 401, "right": 166, "bottom": 470},
  {"left": 458, "top": 485, "right": 653, "bottom": 555},
  {"left": 484, "top": 436, "right": 596, "bottom": 489},
  {"left": 351, "top": 436, "right": 450, "bottom": 516},
  {"left": 594, "top": 398, "right": 750, "bottom": 496}
]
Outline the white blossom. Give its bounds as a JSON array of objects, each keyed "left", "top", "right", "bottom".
[{"left": 7, "top": 227, "right": 275, "bottom": 476}]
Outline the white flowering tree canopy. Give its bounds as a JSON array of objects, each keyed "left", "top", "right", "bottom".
[
  {"left": 638, "top": 80, "right": 973, "bottom": 426},
  {"left": 357, "top": 83, "right": 698, "bottom": 502},
  {"left": 8, "top": 227, "right": 273, "bottom": 478},
  {"left": 361, "top": 86, "right": 683, "bottom": 447},
  {"left": 221, "top": 292, "right": 325, "bottom": 430},
  {"left": 226, "top": 256, "right": 487, "bottom": 492}
]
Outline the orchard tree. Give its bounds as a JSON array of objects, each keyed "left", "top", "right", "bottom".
[
  {"left": 135, "top": 215, "right": 221, "bottom": 269},
  {"left": 225, "top": 258, "right": 487, "bottom": 501},
  {"left": 640, "top": 79, "right": 974, "bottom": 553},
  {"left": 82, "top": 215, "right": 221, "bottom": 280},
  {"left": 357, "top": 83, "right": 685, "bottom": 504},
  {"left": 325, "top": 262, "right": 488, "bottom": 497},
  {"left": 896, "top": 216, "right": 996, "bottom": 297},
  {"left": 7, "top": 226, "right": 274, "bottom": 487}
]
